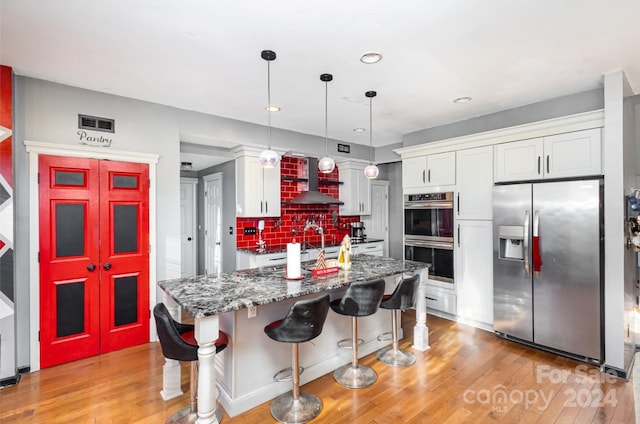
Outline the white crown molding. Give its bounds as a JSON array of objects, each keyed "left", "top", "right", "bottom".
[{"left": 395, "top": 110, "right": 604, "bottom": 158}]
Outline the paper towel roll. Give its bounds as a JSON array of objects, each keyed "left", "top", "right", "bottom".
[{"left": 286, "top": 242, "right": 301, "bottom": 278}]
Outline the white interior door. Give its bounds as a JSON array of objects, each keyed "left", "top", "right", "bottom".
[
  {"left": 180, "top": 178, "right": 197, "bottom": 278},
  {"left": 363, "top": 181, "right": 389, "bottom": 256},
  {"left": 203, "top": 173, "right": 223, "bottom": 275}
]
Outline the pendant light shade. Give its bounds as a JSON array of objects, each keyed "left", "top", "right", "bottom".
[
  {"left": 259, "top": 50, "right": 280, "bottom": 169},
  {"left": 364, "top": 90, "right": 379, "bottom": 179},
  {"left": 318, "top": 73, "right": 335, "bottom": 173}
]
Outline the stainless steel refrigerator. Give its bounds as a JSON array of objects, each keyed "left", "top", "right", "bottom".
[{"left": 493, "top": 179, "right": 603, "bottom": 362}]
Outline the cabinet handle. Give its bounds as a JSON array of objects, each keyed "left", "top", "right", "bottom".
[
  {"left": 537, "top": 156, "right": 541, "bottom": 175},
  {"left": 265, "top": 201, "right": 268, "bottom": 214},
  {"left": 546, "top": 155, "right": 550, "bottom": 174},
  {"left": 457, "top": 193, "right": 460, "bottom": 215},
  {"left": 260, "top": 201, "right": 263, "bottom": 214},
  {"left": 428, "top": 169, "right": 431, "bottom": 183},
  {"left": 426, "top": 296, "right": 438, "bottom": 302},
  {"left": 422, "top": 170, "right": 425, "bottom": 183},
  {"left": 457, "top": 224, "right": 460, "bottom": 248}
]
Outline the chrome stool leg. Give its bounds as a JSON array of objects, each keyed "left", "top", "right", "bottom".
[
  {"left": 270, "top": 343, "right": 322, "bottom": 423},
  {"left": 333, "top": 317, "right": 377, "bottom": 388},
  {"left": 377, "top": 309, "right": 415, "bottom": 367}
]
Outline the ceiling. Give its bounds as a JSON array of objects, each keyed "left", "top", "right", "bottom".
[{"left": 2, "top": 0, "right": 640, "bottom": 166}]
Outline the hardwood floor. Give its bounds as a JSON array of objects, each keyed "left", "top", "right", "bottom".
[{"left": 1, "top": 313, "right": 635, "bottom": 423}]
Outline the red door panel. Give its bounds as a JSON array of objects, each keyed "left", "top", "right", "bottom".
[
  {"left": 39, "top": 156, "right": 150, "bottom": 367},
  {"left": 99, "top": 160, "right": 149, "bottom": 353},
  {"left": 39, "top": 156, "right": 100, "bottom": 368}
]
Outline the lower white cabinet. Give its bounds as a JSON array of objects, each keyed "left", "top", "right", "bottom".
[
  {"left": 455, "top": 220, "right": 493, "bottom": 326},
  {"left": 236, "top": 241, "right": 384, "bottom": 270},
  {"left": 424, "top": 286, "right": 457, "bottom": 315}
]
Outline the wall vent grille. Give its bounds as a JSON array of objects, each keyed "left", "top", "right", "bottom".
[{"left": 78, "top": 114, "right": 115, "bottom": 133}]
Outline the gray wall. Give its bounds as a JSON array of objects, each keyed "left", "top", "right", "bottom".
[
  {"left": 404, "top": 88, "right": 604, "bottom": 147},
  {"left": 197, "top": 160, "right": 236, "bottom": 273}
]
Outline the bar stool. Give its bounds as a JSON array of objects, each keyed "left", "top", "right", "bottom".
[
  {"left": 264, "top": 294, "right": 331, "bottom": 424},
  {"left": 330, "top": 279, "right": 385, "bottom": 389},
  {"left": 376, "top": 274, "right": 420, "bottom": 366},
  {"left": 154, "top": 303, "right": 229, "bottom": 424}
]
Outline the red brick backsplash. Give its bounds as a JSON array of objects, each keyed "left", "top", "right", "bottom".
[{"left": 236, "top": 156, "right": 361, "bottom": 250}]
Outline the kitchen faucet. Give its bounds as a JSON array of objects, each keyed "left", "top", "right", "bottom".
[{"left": 304, "top": 220, "right": 325, "bottom": 251}]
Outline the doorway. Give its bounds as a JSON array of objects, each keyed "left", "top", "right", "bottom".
[
  {"left": 180, "top": 178, "right": 197, "bottom": 278},
  {"left": 38, "top": 155, "right": 150, "bottom": 368},
  {"left": 364, "top": 180, "right": 390, "bottom": 256},
  {"left": 203, "top": 173, "right": 222, "bottom": 275}
]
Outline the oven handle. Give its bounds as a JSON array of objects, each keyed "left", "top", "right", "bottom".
[
  {"left": 404, "top": 240, "right": 454, "bottom": 250},
  {"left": 404, "top": 202, "right": 453, "bottom": 210}
]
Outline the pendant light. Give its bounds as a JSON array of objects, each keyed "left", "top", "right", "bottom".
[
  {"left": 318, "top": 73, "right": 336, "bottom": 173},
  {"left": 363, "top": 90, "right": 379, "bottom": 179},
  {"left": 258, "top": 50, "right": 280, "bottom": 168}
]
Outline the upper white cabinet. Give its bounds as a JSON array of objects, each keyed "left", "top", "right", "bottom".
[
  {"left": 338, "top": 160, "right": 371, "bottom": 215},
  {"left": 403, "top": 152, "right": 456, "bottom": 189},
  {"left": 456, "top": 146, "right": 493, "bottom": 220},
  {"left": 235, "top": 151, "right": 281, "bottom": 217},
  {"left": 494, "top": 128, "right": 601, "bottom": 182}
]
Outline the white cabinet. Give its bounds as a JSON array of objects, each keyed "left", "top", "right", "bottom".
[
  {"left": 455, "top": 220, "right": 493, "bottom": 326},
  {"left": 456, "top": 146, "right": 493, "bottom": 220},
  {"left": 494, "top": 128, "right": 601, "bottom": 183},
  {"left": 236, "top": 154, "right": 281, "bottom": 217},
  {"left": 402, "top": 152, "right": 456, "bottom": 189},
  {"left": 236, "top": 250, "right": 310, "bottom": 270},
  {"left": 337, "top": 161, "right": 371, "bottom": 215},
  {"left": 351, "top": 241, "right": 384, "bottom": 257}
]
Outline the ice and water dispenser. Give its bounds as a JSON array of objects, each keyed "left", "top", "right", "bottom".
[{"left": 498, "top": 225, "right": 524, "bottom": 260}]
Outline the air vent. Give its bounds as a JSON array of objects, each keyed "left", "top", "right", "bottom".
[{"left": 78, "top": 114, "right": 115, "bottom": 133}]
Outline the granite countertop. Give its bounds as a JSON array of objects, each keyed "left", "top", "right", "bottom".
[
  {"left": 237, "top": 239, "right": 385, "bottom": 255},
  {"left": 158, "top": 254, "right": 428, "bottom": 319}
]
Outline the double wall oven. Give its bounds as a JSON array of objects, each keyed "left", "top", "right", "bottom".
[{"left": 404, "top": 192, "right": 454, "bottom": 284}]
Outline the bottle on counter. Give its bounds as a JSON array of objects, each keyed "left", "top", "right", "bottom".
[{"left": 337, "top": 235, "right": 352, "bottom": 270}]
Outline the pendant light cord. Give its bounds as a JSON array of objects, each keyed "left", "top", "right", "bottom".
[
  {"left": 325, "top": 81, "right": 329, "bottom": 156},
  {"left": 267, "top": 60, "right": 272, "bottom": 150},
  {"left": 369, "top": 96, "right": 373, "bottom": 164}
]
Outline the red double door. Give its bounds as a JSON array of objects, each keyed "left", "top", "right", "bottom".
[{"left": 39, "top": 155, "right": 150, "bottom": 368}]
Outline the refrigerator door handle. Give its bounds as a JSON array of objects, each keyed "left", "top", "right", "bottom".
[
  {"left": 533, "top": 211, "right": 541, "bottom": 277},
  {"left": 523, "top": 211, "right": 531, "bottom": 277}
]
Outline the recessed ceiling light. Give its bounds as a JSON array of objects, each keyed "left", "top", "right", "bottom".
[
  {"left": 353, "top": 128, "right": 366, "bottom": 132},
  {"left": 360, "top": 52, "right": 382, "bottom": 64},
  {"left": 453, "top": 96, "right": 472, "bottom": 104},
  {"left": 265, "top": 105, "right": 280, "bottom": 112}
]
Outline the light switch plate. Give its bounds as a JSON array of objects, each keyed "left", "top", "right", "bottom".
[{"left": 248, "top": 306, "right": 257, "bottom": 319}]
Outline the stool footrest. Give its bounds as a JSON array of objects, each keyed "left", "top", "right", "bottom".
[
  {"left": 337, "top": 338, "right": 364, "bottom": 349},
  {"left": 376, "top": 331, "right": 392, "bottom": 342},
  {"left": 273, "top": 366, "right": 305, "bottom": 382}
]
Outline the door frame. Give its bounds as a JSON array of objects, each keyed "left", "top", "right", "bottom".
[
  {"left": 180, "top": 177, "right": 198, "bottom": 277},
  {"left": 202, "top": 172, "right": 222, "bottom": 275},
  {"left": 25, "top": 140, "right": 159, "bottom": 371},
  {"left": 366, "top": 180, "right": 390, "bottom": 256}
]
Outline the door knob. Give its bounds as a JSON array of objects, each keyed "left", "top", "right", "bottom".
[
  {"left": 187, "top": 237, "right": 192, "bottom": 241},
  {"left": 103, "top": 262, "right": 112, "bottom": 270},
  {"left": 87, "top": 263, "right": 96, "bottom": 272},
  {"left": 216, "top": 241, "right": 221, "bottom": 245}
]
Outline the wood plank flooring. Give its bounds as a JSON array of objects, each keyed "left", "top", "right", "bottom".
[{"left": 0, "top": 313, "right": 635, "bottom": 423}]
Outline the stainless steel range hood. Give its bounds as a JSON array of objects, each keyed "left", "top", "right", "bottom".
[{"left": 286, "top": 157, "right": 343, "bottom": 205}]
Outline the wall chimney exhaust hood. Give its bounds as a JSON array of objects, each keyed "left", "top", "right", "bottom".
[{"left": 285, "top": 157, "right": 344, "bottom": 205}]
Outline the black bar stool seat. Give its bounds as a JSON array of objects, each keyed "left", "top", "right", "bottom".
[
  {"left": 264, "top": 294, "right": 331, "bottom": 424},
  {"left": 154, "top": 303, "right": 228, "bottom": 424},
  {"left": 376, "top": 274, "right": 420, "bottom": 366},
  {"left": 330, "top": 279, "right": 385, "bottom": 389}
]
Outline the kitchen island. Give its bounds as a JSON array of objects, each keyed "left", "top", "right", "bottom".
[{"left": 158, "top": 255, "right": 429, "bottom": 423}]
